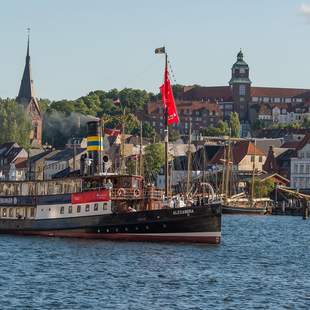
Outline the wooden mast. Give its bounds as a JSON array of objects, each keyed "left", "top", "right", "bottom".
[
  {"left": 139, "top": 121, "right": 144, "bottom": 176},
  {"left": 250, "top": 139, "right": 256, "bottom": 206},
  {"left": 120, "top": 108, "right": 126, "bottom": 174}
]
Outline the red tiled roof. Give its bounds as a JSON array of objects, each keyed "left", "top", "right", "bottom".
[
  {"left": 14, "top": 157, "right": 28, "bottom": 169},
  {"left": 182, "top": 86, "right": 233, "bottom": 101},
  {"left": 210, "top": 140, "right": 265, "bottom": 165},
  {"left": 251, "top": 87, "right": 310, "bottom": 98}
]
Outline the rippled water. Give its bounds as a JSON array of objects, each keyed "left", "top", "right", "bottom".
[{"left": 0, "top": 215, "right": 309, "bottom": 309}]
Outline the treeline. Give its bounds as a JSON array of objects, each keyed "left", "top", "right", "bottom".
[{"left": 0, "top": 99, "right": 32, "bottom": 149}]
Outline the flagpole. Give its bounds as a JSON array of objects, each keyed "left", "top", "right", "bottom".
[{"left": 164, "top": 52, "right": 169, "bottom": 198}]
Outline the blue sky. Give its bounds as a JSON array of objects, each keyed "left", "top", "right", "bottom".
[{"left": 0, "top": 0, "right": 310, "bottom": 100}]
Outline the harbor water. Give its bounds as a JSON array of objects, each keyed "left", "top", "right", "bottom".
[{"left": 0, "top": 215, "right": 309, "bottom": 309}]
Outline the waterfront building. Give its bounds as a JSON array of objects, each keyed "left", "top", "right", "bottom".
[
  {"left": 141, "top": 99, "right": 222, "bottom": 136},
  {"left": 209, "top": 140, "right": 266, "bottom": 172},
  {"left": 0, "top": 142, "right": 28, "bottom": 181},
  {"left": 290, "top": 135, "right": 310, "bottom": 189},
  {"left": 16, "top": 35, "right": 42, "bottom": 146}
]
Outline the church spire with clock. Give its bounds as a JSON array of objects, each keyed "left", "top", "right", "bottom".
[{"left": 16, "top": 31, "right": 42, "bottom": 146}]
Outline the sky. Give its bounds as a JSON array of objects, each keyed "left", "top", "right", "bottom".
[{"left": 1, "top": 0, "right": 310, "bottom": 101}]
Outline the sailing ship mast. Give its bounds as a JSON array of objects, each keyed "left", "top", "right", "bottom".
[
  {"left": 250, "top": 139, "right": 256, "bottom": 207},
  {"left": 139, "top": 121, "right": 143, "bottom": 176},
  {"left": 120, "top": 108, "right": 126, "bottom": 174}
]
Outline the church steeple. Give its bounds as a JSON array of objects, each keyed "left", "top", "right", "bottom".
[
  {"left": 16, "top": 29, "right": 42, "bottom": 146},
  {"left": 17, "top": 29, "right": 36, "bottom": 101}
]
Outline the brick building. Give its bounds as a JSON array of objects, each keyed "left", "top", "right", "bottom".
[
  {"left": 141, "top": 99, "right": 222, "bottom": 136},
  {"left": 143, "top": 50, "right": 310, "bottom": 137}
]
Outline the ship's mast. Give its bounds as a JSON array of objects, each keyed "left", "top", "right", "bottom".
[
  {"left": 224, "top": 132, "right": 231, "bottom": 202},
  {"left": 186, "top": 121, "right": 192, "bottom": 197},
  {"left": 164, "top": 53, "right": 169, "bottom": 198},
  {"left": 139, "top": 121, "right": 144, "bottom": 176},
  {"left": 120, "top": 108, "right": 126, "bottom": 174},
  {"left": 250, "top": 139, "right": 256, "bottom": 206}
]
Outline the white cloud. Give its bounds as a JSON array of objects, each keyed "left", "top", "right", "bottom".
[{"left": 300, "top": 3, "right": 310, "bottom": 16}]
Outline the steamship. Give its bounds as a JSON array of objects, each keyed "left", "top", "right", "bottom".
[
  {"left": 0, "top": 119, "right": 221, "bottom": 244},
  {"left": 0, "top": 48, "right": 222, "bottom": 244}
]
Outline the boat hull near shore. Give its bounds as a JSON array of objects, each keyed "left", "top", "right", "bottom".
[{"left": 222, "top": 205, "right": 268, "bottom": 215}]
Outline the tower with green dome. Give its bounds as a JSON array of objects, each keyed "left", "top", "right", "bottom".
[{"left": 229, "top": 50, "right": 251, "bottom": 121}]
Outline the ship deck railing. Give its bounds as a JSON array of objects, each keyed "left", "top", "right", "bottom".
[
  {"left": 111, "top": 188, "right": 164, "bottom": 200},
  {"left": 82, "top": 185, "right": 164, "bottom": 200}
]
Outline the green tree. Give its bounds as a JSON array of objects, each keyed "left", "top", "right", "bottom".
[
  {"left": 250, "top": 178, "right": 275, "bottom": 198},
  {"left": 169, "top": 128, "right": 180, "bottom": 142},
  {"left": 302, "top": 117, "right": 310, "bottom": 128},
  {"left": 143, "top": 143, "right": 165, "bottom": 181},
  {"left": 0, "top": 99, "right": 32, "bottom": 148},
  {"left": 229, "top": 112, "right": 240, "bottom": 138},
  {"left": 202, "top": 120, "right": 229, "bottom": 136}
]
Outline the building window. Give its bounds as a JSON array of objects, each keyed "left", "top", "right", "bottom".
[
  {"left": 259, "top": 156, "right": 263, "bottom": 163},
  {"left": 94, "top": 203, "right": 98, "bottom": 211},
  {"left": 307, "top": 165, "right": 310, "bottom": 174},
  {"left": 9, "top": 208, "right": 14, "bottom": 218},
  {"left": 77, "top": 205, "right": 81, "bottom": 213},
  {"left": 85, "top": 204, "right": 90, "bottom": 212},
  {"left": 30, "top": 208, "right": 35, "bottom": 217},
  {"left": 294, "top": 164, "right": 298, "bottom": 173},
  {"left": 68, "top": 205, "right": 72, "bottom": 214},
  {"left": 251, "top": 155, "right": 255, "bottom": 162},
  {"left": 300, "top": 165, "right": 304, "bottom": 174},
  {"left": 2, "top": 208, "right": 7, "bottom": 217},
  {"left": 60, "top": 206, "right": 64, "bottom": 214},
  {"left": 103, "top": 203, "right": 108, "bottom": 210},
  {"left": 239, "top": 85, "right": 246, "bottom": 96}
]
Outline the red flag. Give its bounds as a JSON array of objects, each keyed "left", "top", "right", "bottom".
[{"left": 160, "top": 64, "right": 179, "bottom": 125}]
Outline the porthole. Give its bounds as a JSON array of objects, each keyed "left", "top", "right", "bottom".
[
  {"left": 135, "top": 227, "right": 139, "bottom": 231},
  {"left": 163, "top": 224, "right": 167, "bottom": 228},
  {"left": 146, "top": 225, "right": 149, "bottom": 230},
  {"left": 125, "top": 227, "right": 128, "bottom": 232},
  {"left": 106, "top": 229, "right": 109, "bottom": 232},
  {"left": 115, "top": 228, "right": 118, "bottom": 232}
]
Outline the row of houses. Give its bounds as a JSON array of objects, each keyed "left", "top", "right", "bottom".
[
  {"left": 1, "top": 127, "right": 310, "bottom": 191},
  {"left": 157, "top": 131, "right": 310, "bottom": 191}
]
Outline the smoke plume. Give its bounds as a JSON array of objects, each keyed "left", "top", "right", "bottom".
[{"left": 43, "top": 112, "right": 97, "bottom": 147}]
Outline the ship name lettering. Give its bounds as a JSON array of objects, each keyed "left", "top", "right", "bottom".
[{"left": 173, "top": 209, "right": 194, "bottom": 215}]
